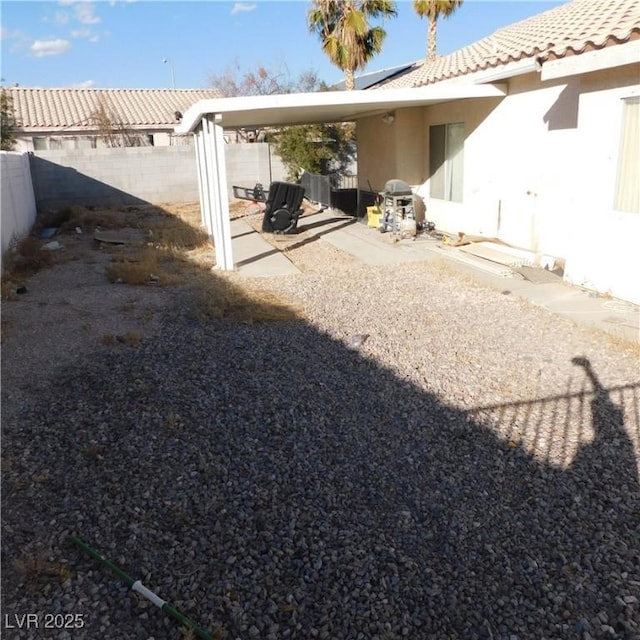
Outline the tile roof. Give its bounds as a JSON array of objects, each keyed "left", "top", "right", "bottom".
[
  {"left": 375, "top": 0, "right": 640, "bottom": 89},
  {"left": 5, "top": 87, "right": 222, "bottom": 130}
]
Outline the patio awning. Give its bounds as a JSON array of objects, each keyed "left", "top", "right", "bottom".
[
  {"left": 174, "top": 83, "right": 507, "bottom": 271},
  {"left": 175, "top": 83, "right": 507, "bottom": 133}
]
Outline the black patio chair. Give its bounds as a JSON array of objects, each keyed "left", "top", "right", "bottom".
[{"left": 261, "top": 182, "right": 306, "bottom": 234}]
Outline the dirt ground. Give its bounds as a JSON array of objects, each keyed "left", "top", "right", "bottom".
[
  {"left": 1, "top": 202, "right": 237, "bottom": 418},
  {"left": 0, "top": 199, "right": 363, "bottom": 420}
]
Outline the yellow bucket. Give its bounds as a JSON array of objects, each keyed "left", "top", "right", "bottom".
[{"left": 367, "top": 206, "right": 381, "bottom": 228}]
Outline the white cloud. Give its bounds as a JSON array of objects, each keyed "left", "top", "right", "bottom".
[
  {"left": 1, "top": 28, "right": 31, "bottom": 55},
  {"left": 1, "top": 27, "right": 26, "bottom": 41},
  {"left": 75, "top": 3, "right": 101, "bottom": 25},
  {"left": 231, "top": 2, "right": 257, "bottom": 15},
  {"left": 71, "top": 80, "right": 95, "bottom": 88},
  {"left": 30, "top": 38, "right": 71, "bottom": 57},
  {"left": 71, "top": 28, "right": 102, "bottom": 43}
]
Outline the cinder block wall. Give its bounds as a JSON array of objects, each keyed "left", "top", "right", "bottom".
[
  {"left": 1, "top": 152, "right": 37, "bottom": 268},
  {"left": 30, "top": 143, "right": 287, "bottom": 210},
  {"left": 226, "top": 144, "right": 288, "bottom": 189}
]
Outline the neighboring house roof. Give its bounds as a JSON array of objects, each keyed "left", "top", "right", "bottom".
[
  {"left": 6, "top": 87, "right": 222, "bottom": 131},
  {"left": 374, "top": 0, "right": 640, "bottom": 89}
]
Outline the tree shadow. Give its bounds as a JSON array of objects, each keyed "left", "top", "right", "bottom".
[{"left": 1, "top": 312, "right": 638, "bottom": 639}]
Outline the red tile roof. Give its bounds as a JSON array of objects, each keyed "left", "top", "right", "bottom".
[
  {"left": 376, "top": 0, "right": 640, "bottom": 89},
  {"left": 5, "top": 87, "right": 221, "bottom": 130}
]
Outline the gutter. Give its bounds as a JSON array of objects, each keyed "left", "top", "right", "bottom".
[{"left": 472, "top": 57, "right": 542, "bottom": 84}]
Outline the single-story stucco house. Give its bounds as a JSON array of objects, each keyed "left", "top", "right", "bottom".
[
  {"left": 5, "top": 88, "right": 221, "bottom": 151},
  {"left": 177, "top": 0, "right": 639, "bottom": 305}
]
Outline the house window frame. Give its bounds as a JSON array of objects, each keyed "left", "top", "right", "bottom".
[
  {"left": 614, "top": 96, "right": 639, "bottom": 213},
  {"left": 429, "top": 121, "right": 464, "bottom": 203}
]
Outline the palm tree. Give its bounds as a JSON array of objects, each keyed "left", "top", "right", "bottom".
[
  {"left": 413, "top": 0, "right": 463, "bottom": 63},
  {"left": 308, "top": 0, "right": 397, "bottom": 90}
]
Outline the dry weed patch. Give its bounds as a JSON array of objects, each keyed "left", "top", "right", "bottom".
[
  {"left": 106, "top": 246, "right": 161, "bottom": 285},
  {"left": 191, "top": 273, "right": 301, "bottom": 324},
  {"left": 1, "top": 280, "right": 18, "bottom": 300},
  {"left": 33, "top": 204, "right": 131, "bottom": 234},
  {"left": 32, "top": 206, "right": 75, "bottom": 231},
  {"left": 148, "top": 218, "right": 210, "bottom": 250},
  {"left": 3, "top": 235, "right": 54, "bottom": 278},
  {"left": 125, "top": 206, "right": 300, "bottom": 323},
  {"left": 3, "top": 200, "right": 299, "bottom": 326},
  {"left": 118, "top": 331, "right": 142, "bottom": 346},
  {"left": 161, "top": 202, "right": 202, "bottom": 226},
  {"left": 69, "top": 207, "right": 139, "bottom": 232},
  {"left": 13, "top": 553, "right": 71, "bottom": 593}
]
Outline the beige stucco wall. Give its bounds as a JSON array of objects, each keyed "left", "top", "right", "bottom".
[
  {"left": 418, "top": 95, "right": 504, "bottom": 237},
  {"left": 357, "top": 63, "right": 640, "bottom": 304},
  {"left": 393, "top": 108, "right": 426, "bottom": 185},
  {"left": 557, "top": 65, "right": 640, "bottom": 304},
  {"left": 356, "top": 115, "right": 398, "bottom": 192},
  {"left": 356, "top": 107, "right": 427, "bottom": 221}
]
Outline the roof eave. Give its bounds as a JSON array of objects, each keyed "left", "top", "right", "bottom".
[
  {"left": 14, "top": 124, "right": 181, "bottom": 134},
  {"left": 540, "top": 39, "right": 640, "bottom": 81}
]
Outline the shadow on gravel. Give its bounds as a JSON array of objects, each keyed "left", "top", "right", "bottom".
[{"left": 1, "top": 315, "right": 639, "bottom": 639}]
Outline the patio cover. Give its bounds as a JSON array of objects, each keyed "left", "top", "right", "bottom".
[{"left": 174, "top": 83, "right": 507, "bottom": 270}]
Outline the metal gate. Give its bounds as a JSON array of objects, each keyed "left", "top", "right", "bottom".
[{"left": 300, "top": 172, "right": 358, "bottom": 215}]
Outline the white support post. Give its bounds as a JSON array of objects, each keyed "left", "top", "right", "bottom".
[
  {"left": 192, "top": 114, "right": 233, "bottom": 270},
  {"left": 194, "top": 126, "right": 212, "bottom": 235},
  {"left": 202, "top": 114, "right": 233, "bottom": 271}
]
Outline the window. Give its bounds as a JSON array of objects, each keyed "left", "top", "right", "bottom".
[
  {"left": 76, "top": 136, "right": 97, "bottom": 149},
  {"left": 614, "top": 97, "right": 639, "bottom": 213},
  {"left": 429, "top": 122, "right": 464, "bottom": 203}
]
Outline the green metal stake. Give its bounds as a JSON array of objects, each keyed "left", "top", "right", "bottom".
[{"left": 71, "top": 536, "right": 213, "bottom": 640}]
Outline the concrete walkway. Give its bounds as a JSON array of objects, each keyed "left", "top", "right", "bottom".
[
  {"left": 231, "top": 211, "right": 640, "bottom": 343},
  {"left": 231, "top": 218, "right": 299, "bottom": 277}
]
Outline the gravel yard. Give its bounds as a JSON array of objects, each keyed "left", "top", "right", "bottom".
[{"left": 1, "top": 204, "right": 639, "bottom": 640}]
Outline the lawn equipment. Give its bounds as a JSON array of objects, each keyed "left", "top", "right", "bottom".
[{"left": 232, "top": 181, "right": 306, "bottom": 234}]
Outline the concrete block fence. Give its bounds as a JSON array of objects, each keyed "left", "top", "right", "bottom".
[
  {"left": 30, "top": 143, "right": 287, "bottom": 210},
  {"left": 1, "top": 143, "right": 286, "bottom": 268},
  {"left": 1, "top": 152, "right": 37, "bottom": 269}
]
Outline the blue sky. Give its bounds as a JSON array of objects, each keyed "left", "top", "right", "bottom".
[{"left": 1, "top": 1, "right": 566, "bottom": 90}]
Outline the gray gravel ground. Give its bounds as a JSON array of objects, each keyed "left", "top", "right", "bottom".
[{"left": 2, "top": 230, "right": 639, "bottom": 640}]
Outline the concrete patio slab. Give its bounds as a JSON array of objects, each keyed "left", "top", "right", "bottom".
[
  {"left": 309, "top": 210, "right": 436, "bottom": 266},
  {"left": 230, "top": 218, "right": 299, "bottom": 277}
]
